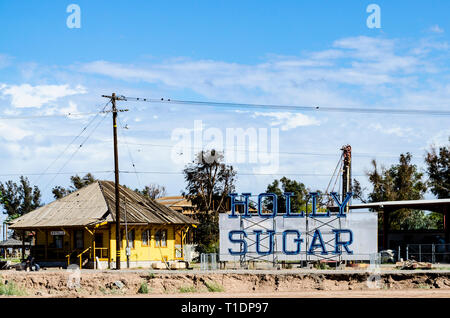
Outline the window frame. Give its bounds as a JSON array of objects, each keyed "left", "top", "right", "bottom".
[
  {"left": 155, "top": 229, "right": 167, "bottom": 248},
  {"left": 141, "top": 229, "right": 151, "bottom": 246},
  {"left": 74, "top": 230, "right": 84, "bottom": 249},
  {"left": 54, "top": 235, "right": 64, "bottom": 249},
  {"left": 127, "top": 229, "right": 135, "bottom": 249}
]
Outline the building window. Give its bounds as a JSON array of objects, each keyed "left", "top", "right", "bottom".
[
  {"left": 127, "top": 230, "right": 135, "bottom": 249},
  {"left": 155, "top": 229, "right": 167, "bottom": 247},
  {"left": 54, "top": 235, "right": 63, "bottom": 249},
  {"left": 142, "top": 229, "right": 150, "bottom": 246},
  {"left": 74, "top": 230, "right": 83, "bottom": 249},
  {"left": 94, "top": 233, "right": 103, "bottom": 248}
]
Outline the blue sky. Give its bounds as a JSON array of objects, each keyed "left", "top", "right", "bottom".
[{"left": 0, "top": 1, "right": 449, "bottom": 219}]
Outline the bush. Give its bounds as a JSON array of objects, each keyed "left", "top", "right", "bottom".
[
  {"left": 179, "top": 285, "right": 197, "bottom": 293},
  {"left": 0, "top": 280, "right": 26, "bottom": 296},
  {"left": 138, "top": 282, "right": 149, "bottom": 294},
  {"left": 205, "top": 281, "right": 224, "bottom": 292},
  {"left": 197, "top": 241, "right": 219, "bottom": 254}
]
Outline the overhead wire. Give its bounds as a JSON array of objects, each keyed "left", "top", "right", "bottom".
[
  {"left": 42, "top": 104, "right": 110, "bottom": 193},
  {"left": 33, "top": 101, "right": 111, "bottom": 186},
  {"left": 117, "top": 116, "right": 141, "bottom": 189},
  {"left": 0, "top": 111, "right": 109, "bottom": 120},
  {"left": 119, "top": 95, "right": 450, "bottom": 116},
  {"left": 115, "top": 140, "right": 423, "bottom": 159}
]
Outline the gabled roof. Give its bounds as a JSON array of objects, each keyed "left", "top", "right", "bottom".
[
  {"left": 9, "top": 181, "right": 197, "bottom": 229},
  {"left": 0, "top": 238, "right": 31, "bottom": 247},
  {"left": 156, "top": 196, "right": 194, "bottom": 209}
]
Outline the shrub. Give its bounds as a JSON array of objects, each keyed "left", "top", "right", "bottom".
[
  {"left": 138, "top": 282, "right": 149, "bottom": 294},
  {"left": 0, "top": 281, "right": 26, "bottom": 296},
  {"left": 205, "top": 281, "right": 224, "bottom": 292},
  {"left": 179, "top": 285, "right": 197, "bottom": 293}
]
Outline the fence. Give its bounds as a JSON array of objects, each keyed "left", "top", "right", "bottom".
[
  {"left": 406, "top": 244, "right": 450, "bottom": 263},
  {"left": 200, "top": 253, "right": 218, "bottom": 271}
]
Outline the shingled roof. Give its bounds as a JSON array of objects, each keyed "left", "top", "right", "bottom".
[{"left": 9, "top": 180, "right": 197, "bottom": 229}]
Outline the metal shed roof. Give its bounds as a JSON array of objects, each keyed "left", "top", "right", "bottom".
[
  {"left": 0, "top": 238, "right": 31, "bottom": 247},
  {"left": 329, "top": 198, "right": 450, "bottom": 213},
  {"left": 9, "top": 181, "right": 197, "bottom": 229}
]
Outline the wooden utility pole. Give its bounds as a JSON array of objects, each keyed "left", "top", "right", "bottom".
[
  {"left": 102, "top": 93, "right": 128, "bottom": 270},
  {"left": 112, "top": 93, "right": 121, "bottom": 270},
  {"left": 341, "top": 145, "right": 352, "bottom": 213}
]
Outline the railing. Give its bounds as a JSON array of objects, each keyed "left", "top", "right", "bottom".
[
  {"left": 406, "top": 244, "right": 450, "bottom": 263},
  {"left": 32, "top": 246, "right": 72, "bottom": 260},
  {"left": 77, "top": 247, "right": 91, "bottom": 268},
  {"left": 94, "top": 247, "right": 109, "bottom": 259}
]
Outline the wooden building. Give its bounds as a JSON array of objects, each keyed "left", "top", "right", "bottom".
[
  {"left": 8, "top": 181, "right": 198, "bottom": 269},
  {"left": 156, "top": 196, "right": 196, "bottom": 215}
]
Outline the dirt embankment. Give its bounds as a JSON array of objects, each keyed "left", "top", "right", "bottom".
[{"left": 1, "top": 271, "right": 450, "bottom": 297}]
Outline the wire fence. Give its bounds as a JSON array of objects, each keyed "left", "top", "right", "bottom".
[
  {"left": 406, "top": 244, "right": 450, "bottom": 263},
  {"left": 200, "top": 253, "right": 218, "bottom": 271}
]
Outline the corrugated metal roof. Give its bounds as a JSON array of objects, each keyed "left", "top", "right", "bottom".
[
  {"left": 156, "top": 196, "right": 193, "bottom": 208},
  {"left": 99, "top": 181, "right": 197, "bottom": 225},
  {"left": 9, "top": 181, "right": 197, "bottom": 229},
  {"left": 329, "top": 198, "right": 450, "bottom": 213},
  {"left": 0, "top": 238, "right": 32, "bottom": 247}
]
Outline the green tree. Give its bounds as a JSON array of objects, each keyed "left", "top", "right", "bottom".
[
  {"left": 425, "top": 139, "right": 450, "bottom": 199},
  {"left": 0, "top": 176, "right": 41, "bottom": 222},
  {"left": 360, "top": 153, "right": 429, "bottom": 230},
  {"left": 52, "top": 173, "right": 97, "bottom": 199},
  {"left": 135, "top": 184, "right": 167, "bottom": 200},
  {"left": 183, "top": 150, "right": 236, "bottom": 253},
  {"left": 265, "top": 177, "right": 309, "bottom": 213}
]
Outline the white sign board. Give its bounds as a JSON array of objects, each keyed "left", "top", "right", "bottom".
[
  {"left": 219, "top": 212, "right": 377, "bottom": 262},
  {"left": 50, "top": 231, "right": 66, "bottom": 236}
]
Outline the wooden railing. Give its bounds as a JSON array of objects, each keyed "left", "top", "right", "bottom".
[
  {"left": 94, "top": 247, "right": 109, "bottom": 260},
  {"left": 77, "top": 247, "right": 91, "bottom": 268},
  {"left": 32, "top": 246, "right": 71, "bottom": 260}
]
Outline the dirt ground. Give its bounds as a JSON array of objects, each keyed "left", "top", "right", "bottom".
[{"left": 1, "top": 269, "right": 450, "bottom": 297}]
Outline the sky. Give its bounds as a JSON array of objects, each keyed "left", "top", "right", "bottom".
[{"left": 0, "top": 1, "right": 449, "bottom": 221}]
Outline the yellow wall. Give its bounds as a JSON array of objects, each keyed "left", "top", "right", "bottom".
[
  {"left": 109, "top": 224, "right": 180, "bottom": 263},
  {"left": 33, "top": 223, "right": 185, "bottom": 264}
]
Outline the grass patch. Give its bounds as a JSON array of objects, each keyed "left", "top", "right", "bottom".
[
  {"left": 138, "top": 282, "right": 149, "bottom": 294},
  {"left": 0, "top": 281, "right": 26, "bottom": 296},
  {"left": 314, "top": 262, "right": 331, "bottom": 270},
  {"left": 179, "top": 285, "right": 198, "bottom": 293},
  {"left": 148, "top": 272, "right": 155, "bottom": 279},
  {"left": 416, "top": 284, "right": 432, "bottom": 289},
  {"left": 205, "top": 281, "right": 224, "bottom": 293}
]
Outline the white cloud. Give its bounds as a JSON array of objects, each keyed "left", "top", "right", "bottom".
[
  {"left": 0, "top": 84, "right": 87, "bottom": 108},
  {"left": 253, "top": 112, "right": 320, "bottom": 131},
  {"left": 77, "top": 36, "right": 441, "bottom": 108},
  {"left": 0, "top": 54, "right": 12, "bottom": 69},
  {"left": 369, "top": 123, "right": 415, "bottom": 138},
  {"left": 0, "top": 122, "right": 33, "bottom": 141},
  {"left": 429, "top": 25, "right": 444, "bottom": 33}
]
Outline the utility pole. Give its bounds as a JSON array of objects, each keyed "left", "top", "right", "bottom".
[
  {"left": 102, "top": 93, "right": 128, "bottom": 270},
  {"left": 341, "top": 145, "right": 352, "bottom": 213}
]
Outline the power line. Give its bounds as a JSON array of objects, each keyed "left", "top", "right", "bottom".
[
  {"left": 118, "top": 95, "right": 450, "bottom": 116},
  {"left": 0, "top": 171, "right": 113, "bottom": 177},
  {"left": 117, "top": 116, "right": 141, "bottom": 188},
  {"left": 115, "top": 140, "right": 422, "bottom": 159},
  {"left": 119, "top": 170, "right": 367, "bottom": 177},
  {"left": 0, "top": 111, "right": 109, "bottom": 120},
  {"left": 33, "top": 101, "right": 111, "bottom": 185},
  {"left": 42, "top": 109, "right": 109, "bottom": 192}
]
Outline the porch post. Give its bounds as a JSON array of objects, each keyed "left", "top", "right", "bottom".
[
  {"left": 21, "top": 230, "right": 25, "bottom": 260},
  {"left": 383, "top": 209, "right": 389, "bottom": 250},
  {"left": 444, "top": 206, "right": 450, "bottom": 244},
  {"left": 45, "top": 230, "right": 48, "bottom": 260}
]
